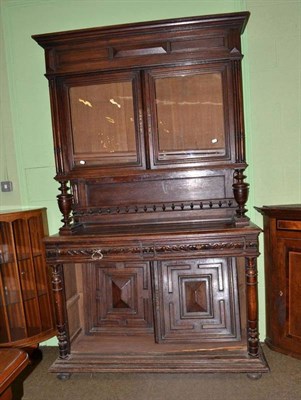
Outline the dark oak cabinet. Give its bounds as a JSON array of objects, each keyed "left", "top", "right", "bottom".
[
  {"left": 0, "top": 209, "right": 55, "bottom": 349},
  {"left": 33, "top": 12, "right": 268, "bottom": 378},
  {"left": 256, "top": 205, "right": 301, "bottom": 359}
]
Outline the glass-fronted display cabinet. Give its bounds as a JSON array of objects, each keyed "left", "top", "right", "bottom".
[{"left": 0, "top": 209, "right": 55, "bottom": 347}]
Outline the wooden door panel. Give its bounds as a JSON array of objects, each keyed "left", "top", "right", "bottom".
[
  {"left": 85, "top": 262, "right": 153, "bottom": 335},
  {"left": 152, "top": 258, "right": 241, "bottom": 343}
]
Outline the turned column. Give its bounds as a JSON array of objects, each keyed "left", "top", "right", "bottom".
[
  {"left": 233, "top": 168, "right": 250, "bottom": 225},
  {"left": 245, "top": 256, "right": 259, "bottom": 357},
  {"left": 51, "top": 264, "right": 69, "bottom": 359},
  {"left": 57, "top": 180, "right": 73, "bottom": 234}
]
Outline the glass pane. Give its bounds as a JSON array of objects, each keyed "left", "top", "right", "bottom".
[
  {"left": 39, "top": 293, "right": 53, "bottom": 331},
  {"left": 0, "top": 222, "right": 15, "bottom": 264},
  {"left": 28, "top": 216, "right": 43, "bottom": 256},
  {"left": 1, "top": 262, "right": 22, "bottom": 306},
  {"left": 7, "top": 303, "right": 26, "bottom": 341},
  {"left": 69, "top": 81, "right": 138, "bottom": 166},
  {"left": 12, "top": 219, "right": 31, "bottom": 261},
  {"left": 19, "top": 259, "right": 36, "bottom": 301},
  {"left": 155, "top": 72, "right": 225, "bottom": 155},
  {"left": 0, "top": 301, "right": 9, "bottom": 343},
  {"left": 24, "top": 298, "right": 41, "bottom": 336},
  {"left": 33, "top": 256, "right": 48, "bottom": 296}
]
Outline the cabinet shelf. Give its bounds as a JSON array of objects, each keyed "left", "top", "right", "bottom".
[{"left": 0, "top": 256, "right": 15, "bottom": 265}]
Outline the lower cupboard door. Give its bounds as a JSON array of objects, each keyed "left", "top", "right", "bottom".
[
  {"left": 84, "top": 261, "right": 154, "bottom": 335},
  {"left": 152, "top": 258, "right": 242, "bottom": 343}
]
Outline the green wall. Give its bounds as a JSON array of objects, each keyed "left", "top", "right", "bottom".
[{"left": 1, "top": 0, "right": 300, "bottom": 345}]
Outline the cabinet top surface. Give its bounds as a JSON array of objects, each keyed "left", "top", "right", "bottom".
[
  {"left": 46, "top": 221, "right": 261, "bottom": 242},
  {"left": 0, "top": 349, "right": 28, "bottom": 389},
  {"left": 0, "top": 207, "right": 45, "bottom": 216},
  {"left": 255, "top": 204, "right": 301, "bottom": 218}
]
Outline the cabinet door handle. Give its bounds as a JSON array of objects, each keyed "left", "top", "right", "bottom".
[
  {"left": 91, "top": 250, "right": 104, "bottom": 260},
  {"left": 279, "top": 290, "right": 283, "bottom": 297}
]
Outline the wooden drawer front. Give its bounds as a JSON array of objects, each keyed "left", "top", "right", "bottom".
[
  {"left": 277, "top": 220, "right": 301, "bottom": 231},
  {"left": 152, "top": 258, "right": 241, "bottom": 343}
]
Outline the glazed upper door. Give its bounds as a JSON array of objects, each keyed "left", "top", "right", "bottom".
[
  {"left": 57, "top": 70, "right": 146, "bottom": 172},
  {"left": 56, "top": 62, "right": 235, "bottom": 174},
  {"left": 145, "top": 63, "right": 234, "bottom": 168}
]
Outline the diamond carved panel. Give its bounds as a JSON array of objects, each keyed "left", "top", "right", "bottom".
[
  {"left": 111, "top": 277, "right": 133, "bottom": 309},
  {"left": 152, "top": 258, "right": 241, "bottom": 343},
  {"left": 86, "top": 262, "right": 153, "bottom": 334},
  {"left": 184, "top": 279, "right": 208, "bottom": 314}
]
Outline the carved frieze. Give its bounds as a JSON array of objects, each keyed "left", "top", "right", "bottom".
[{"left": 46, "top": 239, "right": 259, "bottom": 261}]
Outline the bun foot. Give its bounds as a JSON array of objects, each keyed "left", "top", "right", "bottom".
[{"left": 247, "top": 372, "right": 262, "bottom": 380}]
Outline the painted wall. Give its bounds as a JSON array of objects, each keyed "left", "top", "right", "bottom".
[
  {"left": 0, "top": 0, "right": 300, "bottom": 345},
  {"left": 0, "top": 4, "right": 21, "bottom": 207}
]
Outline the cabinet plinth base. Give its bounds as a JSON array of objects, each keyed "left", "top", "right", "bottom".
[{"left": 49, "top": 345, "right": 269, "bottom": 375}]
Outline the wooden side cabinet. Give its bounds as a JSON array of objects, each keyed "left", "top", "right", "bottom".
[
  {"left": 0, "top": 209, "right": 56, "bottom": 348},
  {"left": 256, "top": 205, "right": 301, "bottom": 359}
]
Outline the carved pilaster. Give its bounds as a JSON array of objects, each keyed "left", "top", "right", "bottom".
[
  {"left": 57, "top": 180, "right": 73, "bottom": 233},
  {"left": 233, "top": 169, "right": 250, "bottom": 225},
  {"left": 232, "top": 59, "right": 245, "bottom": 164},
  {"left": 51, "top": 264, "right": 69, "bottom": 359},
  {"left": 245, "top": 256, "right": 259, "bottom": 357}
]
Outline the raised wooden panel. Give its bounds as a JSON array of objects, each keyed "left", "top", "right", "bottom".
[
  {"left": 85, "top": 262, "right": 153, "bottom": 335},
  {"left": 63, "top": 264, "right": 82, "bottom": 341},
  {"left": 171, "top": 36, "right": 225, "bottom": 53},
  {"left": 277, "top": 220, "right": 301, "bottom": 231},
  {"left": 152, "top": 258, "right": 241, "bottom": 343},
  {"left": 53, "top": 43, "right": 109, "bottom": 70},
  {"left": 77, "top": 171, "right": 236, "bottom": 225},
  {"left": 87, "top": 175, "right": 226, "bottom": 205},
  {"left": 185, "top": 280, "right": 207, "bottom": 313}
]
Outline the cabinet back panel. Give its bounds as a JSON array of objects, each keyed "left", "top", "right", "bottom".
[{"left": 87, "top": 176, "right": 226, "bottom": 206}]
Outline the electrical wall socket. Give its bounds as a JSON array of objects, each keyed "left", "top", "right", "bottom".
[{"left": 1, "top": 181, "right": 13, "bottom": 192}]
